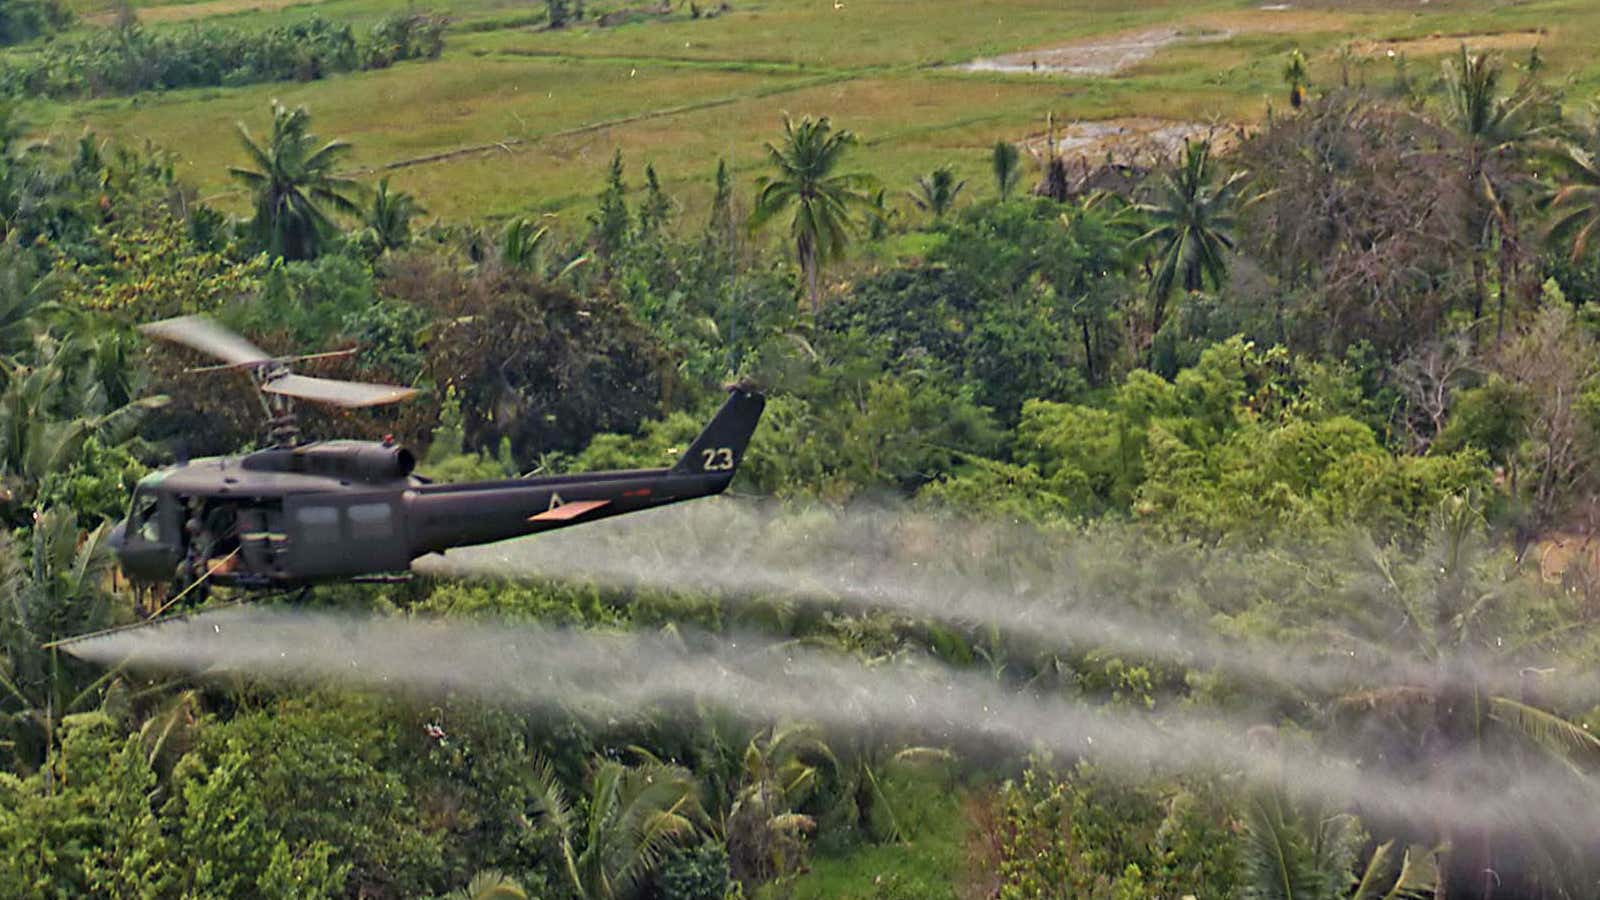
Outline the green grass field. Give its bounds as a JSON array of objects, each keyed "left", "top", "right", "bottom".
[{"left": 28, "top": 0, "right": 1600, "bottom": 225}]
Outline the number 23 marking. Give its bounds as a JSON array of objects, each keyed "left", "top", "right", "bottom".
[{"left": 701, "top": 447, "right": 735, "bottom": 471}]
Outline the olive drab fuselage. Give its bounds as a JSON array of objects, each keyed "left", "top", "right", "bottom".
[{"left": 110, "top": 390, "right": 766, "bottom": 590}]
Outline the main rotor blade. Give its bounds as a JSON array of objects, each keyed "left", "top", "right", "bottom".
[
  {"left": 141, "top": 316, "right": 270, "bottom": 367},
  {"left": 261, "top": 373, "right": 417, "bottom": 408}
]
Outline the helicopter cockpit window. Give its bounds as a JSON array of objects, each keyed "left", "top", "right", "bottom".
[
  {"left": 295, "top": 506, "right": 341, "bottom": 545},
  {"left": 347, "top": 503, "right": 394, "bottom": 541},
  {"left": 131, "top": 492, "right": 161, "bottom": 543}
]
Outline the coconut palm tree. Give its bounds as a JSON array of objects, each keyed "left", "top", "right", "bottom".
[
  {"left": 908, "top": 166, "right": 966, "bottom": 221},
  {"left": 1240, "top": 789, "right": 1437, "bottom": 900},
  {"left": 1440, "top": 46, "right": 1547, "bottom": 336},
  {"left": 364, "top": 177, "right": 422, "bottom": 253},
  {"left": 498, "top": 216, "right": 550, "bottom": 272},
  {"left": 1284, "top": 49, "right": 1310, "bottom": 109},
  {"left": 725, "top": 724, "right": 839, "bottom": 885},
  {"left": 0, "top": 334, "right": 165, "bottom": 520},
  {"left": 228, "top": 102, "right": 363, "bottom": 261},
  {"left": 448, "top": 870, "right": 527, "bottom": 900},
  {"left": 750, "top": 115, "right": 874, "bottom": 314},
  {"left": 1056, "top": 193, "right": 1141, "bottom": 385},
  {"left": 864, "top": 187, "right": 897, "bottom": 240},
  {"left": 1544, "top": 141, "right": 1600, "bottom": 264},
  {"left": 992, "top": 140, "right": 1021, "bottom": 200},
  {"left": 1132, "top": 138, "right": 1246, "bottom": 335},
  {"left": 0, "top": 244, "right": 51, "bottom": 361},
  {"left": 1330, "top": 496, "right": 1600, "bottom": 898},
  {"left": 0, "top": 509, "right": 121, "bottom": 776},
  {"left": 531, "top": 753, "right": 706, "bottom": 900}
]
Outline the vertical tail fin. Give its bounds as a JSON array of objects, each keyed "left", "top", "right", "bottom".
[{"left": 672, "top": 388, "right": 765, "bottom": 476}]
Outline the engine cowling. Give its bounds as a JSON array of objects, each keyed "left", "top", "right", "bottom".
[
  {"left": 347, "top": 443, "right": 416, "bottom": 481},
  {"left": 241, "top": 440, "right": 417, "bottom": 482}
]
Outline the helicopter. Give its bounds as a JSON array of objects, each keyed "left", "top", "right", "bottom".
[{"left": 109, "top": 315, "right": 765, "bottom": 603}]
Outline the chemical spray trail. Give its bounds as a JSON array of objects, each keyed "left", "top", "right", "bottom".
[
  {"left": 416, "top": 501, "right": 1561, "bottom": 702},
  {"left": 67, "top": 606, "right": 1600, "bottom": 838}
]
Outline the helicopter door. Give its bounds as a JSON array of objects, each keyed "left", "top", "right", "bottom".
[
  {"left": 236, "top": 501, "right": 286, "bottom": 578},
  {"left": 344, "top": 498, "right": 410, "bottom": 573},
  {"left": 283, "top": 495, "right": 409, "bottom": 578}
]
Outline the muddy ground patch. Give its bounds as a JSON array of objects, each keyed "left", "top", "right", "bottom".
[
  {"left": 1025, "top": 117, "right": 1234, "bottom": 168},
  {"left": 958, "top": 27, "right": 1233, "bottom": 77}
]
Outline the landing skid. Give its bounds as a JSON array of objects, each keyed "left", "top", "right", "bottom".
[{"left": 349, "top": 573, "right": 412, "bottom": 584}]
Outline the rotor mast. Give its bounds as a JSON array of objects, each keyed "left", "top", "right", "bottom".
[{"left": 250, "top": 361, "right": 302, "bottom": 446}]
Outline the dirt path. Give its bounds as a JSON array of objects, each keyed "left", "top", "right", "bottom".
[{"left": 1349, "top": 28, "right": 1546, "bottom": 57}]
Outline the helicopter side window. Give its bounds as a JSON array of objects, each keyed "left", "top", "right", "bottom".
[
  {"left": 347, "top": 503, "right": 394, "bottom": 541},
  {"left": 131, "top": 491, "right": 161, "bottom": 543},
  {"left": 295, "top": 506, "right": 341, "bottom": 545}
]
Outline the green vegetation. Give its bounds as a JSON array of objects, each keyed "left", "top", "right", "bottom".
[
  {"left": 231, "top": 101, "right": 364, "bottom": 261},
  {"left": 1, "top": 12, "right": 445, "bottom": 98},
  {"left": 12, "top": 0, "right": 1595, "bottom": 220},
  {"left": 0, "top": 0, "right": 70, "bottom": 45},
  {"left": 4, "top": 1, "right": 1600, "bottom": 896},
  {"left": 750, "top": 115, "right": 874, "bottom": 314}
]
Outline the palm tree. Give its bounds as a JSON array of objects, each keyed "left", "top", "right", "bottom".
[
  {"left": 0, "top": 334, "right": 165, "bottom": 520},
  {"left": 0, "top": 510, "right": 122, "bottom": 777},
  {"left": 498, "top": 216, "right": 550, "bottom": 272},
  {"left": 908, "top": 166, "right": 966, "bottom": 221},
  {"left": 1057, "top": 193, "right": 1141, "bottom": 385},
  {"left": 448, "top": 870, "right": 527, "bottom": 900},
  {"left": 992, "top": 140, "right": 1021, "bottom": 200},
  {"left": 1240, "top": 789, "right": 1437, "bottom": 900},
  {"left": 1544, "top": 142, "right": 1600, "bottom": 264},
  {"left": 750, "top": 115, "right": 874, "bottom": 314},
  {"left": 364, "top": 177, "right": 422, "bottom": 253},
  {"left": 864, "top": 188, "right": 897, "bottom": 240},
  {"left": 1284, "top": 49, "right": 1310, "bottom": 109},
  {"left": 725, "top": 725, "right": 838, "bottom": 885},
  {"left": 1330, "top": 497, "right": 1600, "bottom": 898},
  {"left": 1440, "top": 46, "right": 1547, "bottom": 336},
  {"left": 0, "top": 243, "right": 51, "bottom": 360},
  {"left": 228, "top": 102, "right": 363, "bottom": 261},
  {"left": 1132, "top": 138, "right": 1246, "bottom": 335},
  {"left": 531, "top": 753, "right": 706, "bottom": 900}
]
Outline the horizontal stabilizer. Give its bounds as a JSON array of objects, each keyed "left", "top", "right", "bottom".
[{"left": 528, "top": 499, "right": 610, "bottom": 523}]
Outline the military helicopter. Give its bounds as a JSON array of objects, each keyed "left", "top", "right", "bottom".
[{"left": 110, "top": 315, "right": 764, "bottom": 603}]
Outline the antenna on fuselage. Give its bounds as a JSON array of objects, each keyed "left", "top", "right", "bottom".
[{"left": 140, "top": 315, "right": 417, "bottom": 447}]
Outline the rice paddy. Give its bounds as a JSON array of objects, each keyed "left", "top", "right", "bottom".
[{"left": 28, "top": 0, "right": 1600, "bottom": 221}]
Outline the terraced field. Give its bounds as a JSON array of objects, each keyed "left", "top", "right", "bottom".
[{"left": 28, "top": 0, "right": 1600, "bottom": 221}]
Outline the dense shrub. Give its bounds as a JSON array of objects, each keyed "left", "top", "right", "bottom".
[
  {"left": 0, "top": 0, "right": 70, "bottom": 46},
  {"left": 993, "top": 762, "right": 1239, "bottom": 900},
  {"left": 652, "top": 843, "right": 733, "bottom": 900},
  {"left": 0, "top": 13, "right": 445, "bottom": 99},
  {"left": 927, "top": 337, "right": 1489, "bottom": 537},
  {"left": 382, "top": 252, "right": 670, "bottom": 464}
]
